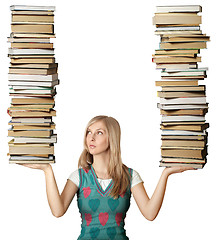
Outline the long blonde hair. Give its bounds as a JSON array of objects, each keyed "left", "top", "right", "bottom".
[{"left": 78, "top": 115, "right": 131, "bottom": 199}]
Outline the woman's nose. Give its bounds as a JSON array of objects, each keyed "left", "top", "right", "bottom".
[{"left": 90, "top": 133, "right": 96, "bottom": 140}]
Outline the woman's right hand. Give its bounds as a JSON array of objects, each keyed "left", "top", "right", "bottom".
[{"left": 18, "top": 163, "right": 51, "bottom": 172}]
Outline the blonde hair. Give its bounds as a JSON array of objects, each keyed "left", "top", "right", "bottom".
[{"left": 78, "top": 115, "right": 131, "bottom": 199}]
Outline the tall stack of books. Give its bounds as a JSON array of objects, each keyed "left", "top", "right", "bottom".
[
  {"left": 152, "top": 5, "right": 209, "bottom": 169},
  {"left": 7, "top": 5, "right": 58, "bottom": 164}
]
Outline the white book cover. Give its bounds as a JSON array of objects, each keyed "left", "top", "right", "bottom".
[
  {"left": 9, "top": 80, "right": 59, "bottom": 87},
  {"left": 157, "top": 104, "right": 208, "bottom": 110},
  {"left": 13, "top": 134, "right": 57, "bottom": 143},
  {"left": 156, "top": 5, "right": 202, "bottom": 13},
  {"left": 161, "top": 71, "right": 206, "bottom": 77},
  {"left": 160, "top": 97, "right": 207, "bottom": 105},
  {"left": 155, "top": 26, "right": 200, "bottom": 31},
  {"left": 11, "top": 118, "right": 52, "bottom": 123},
  {"left": 8, "top": 73, "right": 58, "bottom": 81},
  {"left": 165, "top": 67, "right": 208, "bottom": 73},
  {"left": 161, "top": 130, "right": 206, "bottom": 136},
  {"left": 161, "top": 115, "right": 205, "bottom": 122},
  {"left": 10, "top": 5, "right": 55, "bottom": 11},
  {"left": 8, "top": 48, "right": 54, "bottom": 55},
  {"left": 10, "top": 155, "right": 54, "bottom": 160}
]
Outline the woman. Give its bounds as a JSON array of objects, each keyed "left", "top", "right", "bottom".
[{"left": 23, "top": 115, "right": 194, "bottom": 239}]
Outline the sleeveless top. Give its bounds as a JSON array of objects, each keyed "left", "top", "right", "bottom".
[{"left": 77, "top": 165, "right": 133, "bottom": 240}]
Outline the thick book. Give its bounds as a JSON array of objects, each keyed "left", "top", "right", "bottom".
[
  {"left": 153, "top": 13, "right": 202, "bottom": 25},
  {"left": 12, "top": 15, "right": 54, "bottom": 23},
  {"left": 11, "top": 24, "right": 54, "bottom": 34},
  {"left": 161, "top": 139, "right": 206, "bottom": 147},
  {"left": 9, "top": 145, "right": 54, "bottom": 155},
  {"left": 161, "top": 147, "right": 207, "bottom": 159},
  {"left": 160, "top": 41, "right": 206, "bottom": 49}
]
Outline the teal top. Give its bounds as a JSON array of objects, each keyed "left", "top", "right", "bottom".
[{"left": 77, "top": 165, "right": 133, "bottom": 240}]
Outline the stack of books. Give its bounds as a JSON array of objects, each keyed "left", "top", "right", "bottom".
[
  {"left": 7, "top": 5, "right": 58, "bottom": 164},
  {"left": 152, "top": 5, "right": 209, "bottom": 169}
]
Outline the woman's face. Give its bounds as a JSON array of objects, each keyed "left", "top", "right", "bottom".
[{"left": 86, "top": 120, "right": 109, "bottom": 156}]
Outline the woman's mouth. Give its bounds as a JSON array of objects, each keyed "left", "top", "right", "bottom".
[{"left": 89, "top": 145, "right": 96, "bottom": 149}]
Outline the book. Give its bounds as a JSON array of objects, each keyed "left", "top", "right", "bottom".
[
  {"left": 9, "top": 67, "right": 57, "bottom": 75},
  {"left": 8, "top": 73, "right": 58, "bottom": 81},
  {"left": 160, "top": 41, "right": 207, "bottom": 49},
  {"left": 161, "top": 147, "right": 207, "bottom": 159},
  {"left": 10, "top": 117, "right": 52, "bottom": 123},
  {"left": 161, "top": 36, "right": 210, "bottom": 42},
  {"left": 159, "top": 162, "right": 205, "bottom": 169},
  {"left": 12, "top": 15, "right": 54, "bottom": 23},
  {"left": 8, "top": 37, "right": 51, "bottom": 43},
  {"left": 9, "top": 154, "right": 55, "bottom": 164},
  {"left": 9, "top": 144, "right": 54, "bottom": 155},
  {"left": 160, "top": 97, "right": 207, "bottom": 105},
  {"left": 152, "top": 56, "right": 201, "bottom": 63},
  {"left": 161, "top": 85, "right": 205, "bottom": 91},
  {"left": 160, "top": 108, "right": 207, "bottom": 116},
  {"left": 10, "top": 42, "right": 53, "bottom": 49},
  {"left": 8, "top": 109, "right": 56, "bottom": 117},
  {"left": 161, "top": 115, "right": 205, "bottom": 122},
  {"left": 161, "top": 139, "right": 206, "bottom": 147},
  {"left": 13, "top": 134, "right": 57, "bottom": 143},
  {"left": 153, "top": 13, "right": 202, "bottom": 25},
  {"left": 161, "top": 70, "right": 206, "bottom": 77},
  {"left": 12, "top": 124, "right": 55, "bottom": 130},
  {"left": 155, "top": 80, "right": 199, "bottom": 87},
  {"left": 10, "top": 5, "right": 56, "bottom": 11},
  {"left": 156, "top": 5, "right": 202, "bottom": 13},
  {"left": 157, "top": 91, "right": 205, "bottom": 98},
  {"left": 157, "top": 103, "right": 208, "bottom": 110},
  {"left": 10, "top": 63, "right": 57, "bottom": 68},
  {"left": 11, "top": 98, "right": 54, "bottom": 105},
  {"left": 9, "top": 80, "right": 59, "bottom": 87},
  {"left": 8, "top": 48, "right": 54, "bottom": 55},
  {"left": 11, "top": 24, "right": 54, "bottom": 34},
  {"left": 161, "top": 129, "right": 206, "bottom": 135},
  {"left": 160, "top": 123, "right": 209, "bottom": 131},
  {"left": 8, "top": 129, "right": 53, "bottom": 137}
]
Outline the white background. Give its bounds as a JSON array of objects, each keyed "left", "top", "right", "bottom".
[{"left": 0, "top": 0, "right": 215, "bottom": 239}]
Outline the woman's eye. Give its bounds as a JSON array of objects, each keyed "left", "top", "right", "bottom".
[
  {"left": 98, "top": 131, "right": 103, "bottom": 135},
  {"left": 87, "top": 131, "right": 91, "bottom": 135}
]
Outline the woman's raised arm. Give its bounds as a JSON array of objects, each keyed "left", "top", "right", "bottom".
[
  {"left": 131, "top": 166, "right": 195, "bottom": 221},
  {"left": 21, "top": 164, "right": 78, "bottom": 217}
]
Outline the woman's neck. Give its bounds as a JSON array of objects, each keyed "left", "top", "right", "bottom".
[{"left": 92, "top": 152, "right": 110, "bottom": 179}]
